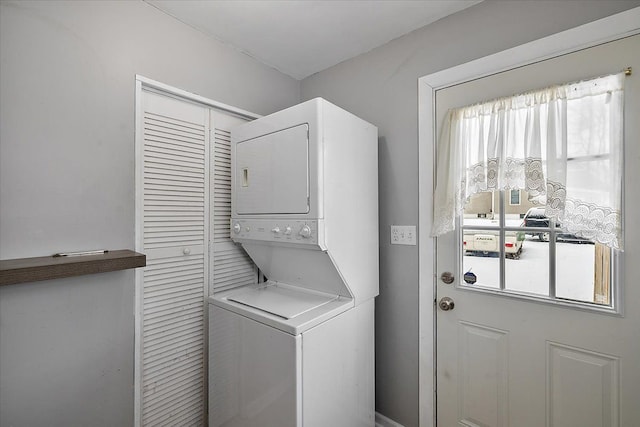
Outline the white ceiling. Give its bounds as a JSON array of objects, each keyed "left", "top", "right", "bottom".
[{"left": 145, "top": 0, "right": 482, "bottom": 80}]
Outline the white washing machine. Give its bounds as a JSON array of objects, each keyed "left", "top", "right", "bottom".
[{"left": 209, "top": 98, "right": 378, "bottom": 427}]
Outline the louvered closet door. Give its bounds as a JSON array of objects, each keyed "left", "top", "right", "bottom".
[
  {"left": 210, "top": 111, "right": 258, "bottom": 294},
  {"left": 138, "top": 91, "right": 209, "bottom": 426}
]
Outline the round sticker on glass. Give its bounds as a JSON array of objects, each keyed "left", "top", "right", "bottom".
[{"left": 463, "top": 271, "right": 477, "bottom": 285}]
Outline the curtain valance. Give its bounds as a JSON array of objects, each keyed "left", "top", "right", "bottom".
[{"left": 432, "top": 73, "right": 624, "bottom": 250}]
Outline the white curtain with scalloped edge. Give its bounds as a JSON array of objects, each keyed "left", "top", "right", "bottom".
[{"left": 432, "top": 72, "right": 625, "bottom": 250}]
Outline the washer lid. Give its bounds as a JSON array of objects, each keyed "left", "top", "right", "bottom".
[{"left": 227, "top": 283, "right": 338, "bottom": 320}]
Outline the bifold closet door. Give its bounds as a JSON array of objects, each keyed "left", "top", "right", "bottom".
[
  {"left": 136, "top": 90, "right": 210, "bottom": 426},
  {"left": 136, "top": 87, "right": 259, "bottom": 426}
]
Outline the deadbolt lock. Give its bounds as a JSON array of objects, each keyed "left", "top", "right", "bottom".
[
  {"left": 440, "top": 272, "right": 454, "bottom": 284},
  {"left": 439, "top": 297, "right": 455, "bottom": 311}
]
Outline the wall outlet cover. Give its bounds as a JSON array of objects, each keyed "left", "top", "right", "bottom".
[{"left": 391, "top": 225, "right": 416, "bottom": 245}]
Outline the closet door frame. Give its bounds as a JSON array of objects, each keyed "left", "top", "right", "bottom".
[{"left": 134, "top": 76, "right": 260, "bottom": 426}]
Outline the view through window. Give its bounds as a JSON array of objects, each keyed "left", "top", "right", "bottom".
[{"left": 460, "top": 189, "right": 612, "bottom": 307}]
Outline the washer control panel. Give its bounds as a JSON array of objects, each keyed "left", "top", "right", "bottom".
[{"left": 231, "top": 219, "right": 321, "bottom": 246}]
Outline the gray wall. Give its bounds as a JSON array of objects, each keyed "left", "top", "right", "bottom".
[
  {"left": 300, "top": 1, "right": 640, "bottom": 426},
  {"left": 0, "top": 1, "right": 299, "bottom": 425}
]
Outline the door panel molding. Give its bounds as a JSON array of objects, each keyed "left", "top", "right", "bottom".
[
  {"left": 546, "top": 342, "right": 619, "bottom": 427},
  {"left": 458, "top": 322, "right": 509, "bottom": 427}
]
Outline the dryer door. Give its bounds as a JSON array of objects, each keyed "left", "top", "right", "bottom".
[{"left": 235, "top": 124, "right": 309, "bottom": 214}]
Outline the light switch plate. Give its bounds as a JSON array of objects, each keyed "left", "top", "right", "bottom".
[{"left": 391, "top": 225, "right": 416, "bottom": 245}]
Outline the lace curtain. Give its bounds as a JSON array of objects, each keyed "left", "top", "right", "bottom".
[{"left": 432, "top": 73, "right": 625, "bottom": 250}]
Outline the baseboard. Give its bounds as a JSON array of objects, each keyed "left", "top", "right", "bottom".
[{"left": 375, "top": 411, "right": 404, "bottom": 427}]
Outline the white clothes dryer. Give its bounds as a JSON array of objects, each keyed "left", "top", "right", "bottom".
[{"left": 209, "top": 98, "right": 378, "bottom": 427}]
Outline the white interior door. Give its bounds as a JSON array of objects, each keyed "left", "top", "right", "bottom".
[{"left": 435, "top": 35, "right": 639, "bottom": 426}]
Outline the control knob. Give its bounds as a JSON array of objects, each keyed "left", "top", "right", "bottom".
[
  {"left": 233, "top": 223, "right": 241, "bottom": 234},
  {"left": 284, "top": 226, "right": 292, "bottom": 235},
  {"left": 271, "top": 226, "right": 281, "bottom": 234},
  {"left": 299, "top": 225, "right": 312, "bottom": 238}
]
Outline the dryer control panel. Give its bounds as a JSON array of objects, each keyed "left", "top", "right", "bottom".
[{"left": 231, "top": 219, "right": 323, "bottom": 247}]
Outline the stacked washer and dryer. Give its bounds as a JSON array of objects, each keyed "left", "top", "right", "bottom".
[{"left": 209, "top": 98, "right": 378, "bottom": 427}]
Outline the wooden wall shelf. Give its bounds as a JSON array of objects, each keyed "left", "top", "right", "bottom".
[{"left": 0, "top": 250, "right": 146, "bottom": 286}]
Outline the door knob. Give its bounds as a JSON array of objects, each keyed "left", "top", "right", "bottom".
[{"left": 439, "top": 297, "right": 455, "bottom": 311}]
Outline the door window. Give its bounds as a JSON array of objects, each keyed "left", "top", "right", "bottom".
[
  {"left": 437, "top": 73, "right": 626, "bottom": 312},
  {"left": 460, "top": 189, "right": 615, "bottom": 309}
]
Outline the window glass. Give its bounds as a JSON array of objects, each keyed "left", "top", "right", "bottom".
[
  {"left": 462, "top": 228, "right": 500, "bottom": 289},
  {"left": 462, "top": 191, "right": 499, "bottom": 227},
  {"left": 460, "top": 189, "right": 612, "bottom": 308},
  {"left": 504, "top": 230, "right": 549, "bottom": 297},
  {"left": 555, "top": 239, "right": 610, "bottom": 305}
]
